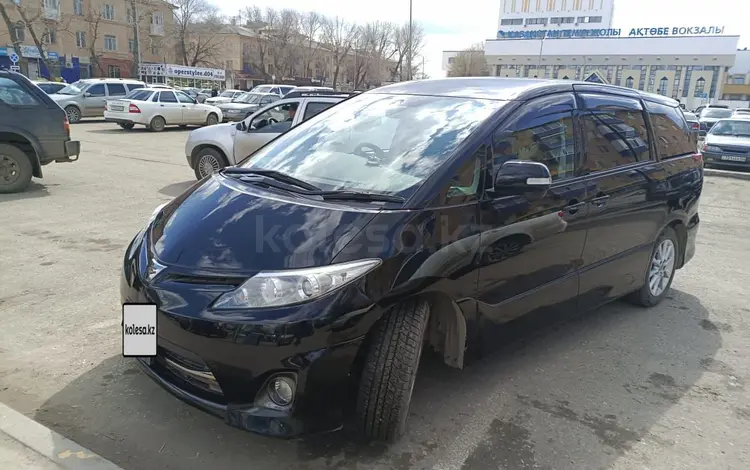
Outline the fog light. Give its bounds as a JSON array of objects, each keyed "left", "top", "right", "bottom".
[{"left": 268, "top": 376, "right": 295, "bottom": 406}]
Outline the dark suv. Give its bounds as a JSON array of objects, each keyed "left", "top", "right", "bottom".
[
  {"left": 121, "top": 78, "right": 702, "bottom": 443},
  {"left": 0, "top": 71, "right": 80, "bottom": 193}
]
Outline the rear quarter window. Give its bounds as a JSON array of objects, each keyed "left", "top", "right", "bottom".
[
  {"left": 127, "top": 90, "right": 154, "bottom": 101},
  {"left": 645, "top": 101, "right": 696, "bottom": 159},
  {"left": 0, "top": 77, "right": 41, "bottom": 106}
]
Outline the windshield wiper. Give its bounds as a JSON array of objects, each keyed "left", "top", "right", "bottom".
[
  {"left": 221, "top": 168, "right": 321, "bottom": 191},
  {"left": 313, "top": 190, "right": 405, "bottom": 203}
]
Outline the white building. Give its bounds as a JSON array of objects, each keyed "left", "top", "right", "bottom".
[
  {"left": 497, "top": 0, "right": 614, "bottom": 31},
  {"left": 720, "top": 49, "right": 750, "bottom": 103}
]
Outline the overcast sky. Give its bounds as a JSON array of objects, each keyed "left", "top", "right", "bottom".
[{"left": 218, "top": 0, "right": 750, "bottom": 79}]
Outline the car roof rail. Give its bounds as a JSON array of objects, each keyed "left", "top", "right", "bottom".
[{"left": 284, "top": 90, "right": 357, "bottom": 99}]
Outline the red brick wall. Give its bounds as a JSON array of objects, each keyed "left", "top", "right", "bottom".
[{"left": 94, "top": 58, "right": 134, "bottom": 78}]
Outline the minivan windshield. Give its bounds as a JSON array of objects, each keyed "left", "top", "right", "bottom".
[
  {"left": 709, "top": 120, "right": 750, "bottom": 137},
  {"left": 57, "top": 81, "right": 87, "bottom": 95},
  {"left": 700, "top": 108, "right": 733, "bottom": 119},
  {"left": 238, "top": 93, "right": 504, "bottom": 197}
]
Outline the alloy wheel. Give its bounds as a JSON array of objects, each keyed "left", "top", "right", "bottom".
[
  {"left": 66, "top": 106, "right": 80, "bottom": 124},
  {"left": 648, "top": 239, "right": 676, "bottom": 297},
  {"left": 198, "top": 154, "right": 220, "bottom": 178}
]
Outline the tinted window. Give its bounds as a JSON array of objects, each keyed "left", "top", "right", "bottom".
[
  {"left": 700, "top": 108, "right": 733, "bottom": 119},
  {"left": 107, "top": 83, "right": 127, "bottom": 96},
  {"left": 0, "top": 77, "right": 40, "bottom": 106},
  {"left": 492, "top": 93, "right": 578, "bottom": 182},
  {"left": 86, "top": 84, "right": 106, "bottom": 97},
  {"left": 303, "top": 102, "right": 335, "bottom": 121},
  {"left": 443, "top": 143, "right": 485, "bottom": 204},
  {"left": 645, "top": 101, "right": 695, "bottom": 159},
  {"left": 159, "top": 91, "right": 177, "bottom": 103},
  {"left": 175, "top": 91, "right": 194, "bottom": 103},
  {"left": 710, "top": 120, "right": 750, "bottom": 137},
  {"left": 126, "top": 90, "right": 154, "bottom": 101},
  {"left": 579, "top": 93, "right": 650, "bottom": 172}
]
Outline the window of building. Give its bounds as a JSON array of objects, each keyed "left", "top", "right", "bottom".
[
  {"left": 104, "top": 35, "right": 117, "bottom": 51},
  {"left": 152, "top": 12, "right": 163, "bottom": 24},
  {"left": 86, "top": 84, "right": 105, "bottom": 97},
  {"left": 658, "top": 77, "right": 668, "bottom": 95},
  {"left": 303, "top": 102, "right": 335, "bottom": 121},
  {"left": 128, "top": 40, "right": 136, "bottom": 53},
  {"left": 158, "top": 91, "right": 177, "bottom": 103},
  {"left": 73, "top": 0, "right": 83, "bottom": 15},
  {"left": 492, "top": 93, "right": 579, "bottom": 182},
  {"left": 625, "top": 76, "right": 634, "bottom": 88},
  {"left": 560, "top": 17, "right": 575, "bottom": 23},
  {"left": 448, "top": 57, "right": 455, "bottom": 64},
  {"left": 500, "top": 18, "right": 523, "bottom": 25},
  {"left": 526, "top": 18, "right": 548, "bottom": 25},
  {"left": 76, "top": 31, "right": 86, "bottom": 48},
  {"left": 579, "top": 94, "right": 651, "bottom": 173},
  {"left": 0, "top": 77, "right": 41, "bottom": 106},
  {"left": 578, "top": 16, "right": 603, "bottom": 23},
  {"left": 11, "top": 22, "right": 24, "bottom": 42},
  {"left": 151, "top": 44, "right": 161, "bottom": 55},
  {"left": 43, "top": 28, "right": 56, "bottom": 44},
  {"left": 645, "top": 101, "right": 695, "bottom": 160},
  {"left": 103, "top": 4, "right": 115, "bottom": 21},
  {"left": 107, "top": 82, "right": 126, "bottom": 95},
  {"left": 126, "top": 8, "right": 135, "bottom": 24},
  {"left": 730, "top": 75, "right": 746, "bottom": 84},
  {"left": 694, "top": 77, "right": 706, "bottom": 97}
]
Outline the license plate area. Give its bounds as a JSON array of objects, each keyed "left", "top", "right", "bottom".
[
  {"left": 111, "top": 105, "right": 124, "bottom": 111},
  {"left": 721, "top": 155, "right": 747, "bottom": 162}
]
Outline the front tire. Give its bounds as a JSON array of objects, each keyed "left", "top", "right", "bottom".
[
  {"left": 356, "top": 300, "right": 430, "bottom": 443},
  {"left": 193, "top": 148, "right": 228, "bottom": 180},
  {"left": 0, "top": 144, "right": 33, "bottom": 194},
  {"left": 205, "top": 113, "right": 219, "bottom": 126},
  {"left": 65, "top": 105, "right": 81, "bottom": 124},
  {"left": 118, "top": 123, "right": 135, "bottom": 130},
  {"left": 149, "top": 116, "right": 166, "bottom": 132},
  {"left": 627, "top": 227, "right": 679, "bottom": 307}
]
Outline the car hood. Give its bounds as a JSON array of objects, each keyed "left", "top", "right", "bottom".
[
  {"left": 149, "top": 175, "right": 379, "bottom": 272},
  {"left": 206, "top": 97, "right": 232, "bottom": 104},
  {"left": 705, "top": 134, "right": 750, "bottom": 147},
  {"left": 50, "top": 93, "right": 76, "bottom": 101},
  {"left": 218, "top": 103, "right": 260, "bottom": 111},
  {"left": 700, "top": 117, "right": 730, "bottom": 123}
]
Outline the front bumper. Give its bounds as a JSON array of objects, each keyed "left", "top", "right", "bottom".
[{"left": 120, "top": 233, "right": 374, "bottom": 438}]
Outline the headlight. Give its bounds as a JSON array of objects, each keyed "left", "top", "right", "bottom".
[
  {"left": 212, "top": 259, "right": 381, "bottom": 309},
  {"left": 703, "top": 144, "right": 722, "bottom": 153}
]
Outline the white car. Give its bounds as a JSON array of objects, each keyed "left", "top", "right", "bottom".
[
  {"left": 103, "top": 88, "right": 223, "bottom": 132},
  {"left": 205, "top": 89, "right": 244, "bottom": 105}
]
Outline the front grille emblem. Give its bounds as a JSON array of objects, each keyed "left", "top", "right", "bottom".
[{"left": 146, "top": 259, "right": 166, "bottom": 281}]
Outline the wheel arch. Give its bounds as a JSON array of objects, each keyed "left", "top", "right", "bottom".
[
  {"left": 190, "top": 144, "right": 229, "bottom": 169},
  {"left": 0, "top": 130, "right": 42, "bottom": 178},
  {"left": 666, "top": 219, "right": 688, "bottom": 268}
]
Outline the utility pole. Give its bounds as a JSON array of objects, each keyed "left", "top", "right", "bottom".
[
  {"left": 407, "top": 0, "right": 412, "bottom": 81},
  {"left": 131, "top": 0, "right": 142, "bottom": 79}
]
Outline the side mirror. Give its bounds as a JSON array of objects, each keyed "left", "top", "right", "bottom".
[
  {"left": 83, "top": 92, "right": 92, "bottom": 97},
  {"left": 235, "top": 121, "right": 246, "bottom": 131},
  {"left": 493, "top": 160, "right": 552, "bottom": 199}
]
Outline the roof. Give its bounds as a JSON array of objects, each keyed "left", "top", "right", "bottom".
[{"left": 371, "top": 77, "right": 680, "bottom": 106}]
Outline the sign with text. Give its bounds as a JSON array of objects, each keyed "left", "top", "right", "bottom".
[
  {"left": 165, "top": 64, "right": 225, "bottom": 81},
  {"left": 122, "top": 304, "right": 157, "bottom": 357},
  {"left": 497, "top": 25, "right": 726, "bottom": 40}
]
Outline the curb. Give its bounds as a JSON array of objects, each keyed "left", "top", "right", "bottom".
[
  {"left": 704, "top": 168, "right": 750, "bottom": 181},
  {"left": 0, "top": 402, "right": 125, "bottom": 470}
]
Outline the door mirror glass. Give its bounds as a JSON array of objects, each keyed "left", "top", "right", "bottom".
[
  {"left": 236, "top": 121, "right": 246, "bottom": 131},
  {"left": 83, "top": 92, "right": 92, "bottom": 97},
  {"left": 493, "top": 160, "right": 552, "bottom": 199}
]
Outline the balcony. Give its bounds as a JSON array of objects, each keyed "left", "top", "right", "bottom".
[
  {"left": 150, "top": 23, "right": 165, "bottom": 36},
  {"left": 43, "top": 7, "right": 61, "bottom": 22}
]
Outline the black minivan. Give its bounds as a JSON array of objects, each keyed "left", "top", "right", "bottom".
[{"left": 121, "top": 78, "right": 703, "bottom": 442}]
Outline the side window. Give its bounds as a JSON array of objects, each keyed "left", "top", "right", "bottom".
[
  {"left": 579, "top": 93, "right": 651, "bottom": 173},
  {"left": 645, "top": 101, "right": 695, "bottom": 159},
  {"left": 491, "top": 93, "right": 578, "bottom": 185},
  {"left": 158, "top": 91, "right": 177, "bottom": 103},
  {"left": 302, "top": 101, "right": 335, "bottom": 121},
  {"left": 442, "top": 143, "right": 486, "bottom": 204},
  {"left": 0, "top": 77, "right": 41, "bottom": 106},
  {"left": 251, "top": 101, "right": 299, "bottom": 129},
  {"left": 106, "top": 83, "right": 127, "bottom": 97},
  {"left": 176, "top": 91, "right": 194, "bottom": 103},
  {"left": 86, "top": 84, "right": 106, "bottom": 97},
  {"left": 271, "top": 87, "right": 280, "bottom": 95}
]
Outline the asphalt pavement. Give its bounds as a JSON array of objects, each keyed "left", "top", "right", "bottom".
[{"left": 0, "top": 120, "right": 748, "bottom": 470}]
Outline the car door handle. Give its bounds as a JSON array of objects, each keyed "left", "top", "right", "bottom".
[
  {"left": 562, "top": 201, "right": 586, "bottom": 215},
  {"left": 591, "top": 194, "right": 611, "bottom": 207}
]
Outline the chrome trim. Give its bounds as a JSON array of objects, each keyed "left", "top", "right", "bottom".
[{"left": 163, "top": 357, "right": 222, "bottom": 393}]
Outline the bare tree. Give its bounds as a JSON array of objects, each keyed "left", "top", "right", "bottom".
[
  {"left": 243, "top": 6, "right": 270, "bottom": 79},
  {"left": 85, "top": 6, "right": 104, "bottom": 76},
  {"left": 266, "top": 8, "right": 299, "bottom": 77},
  {"left": 0, "top": 3, "right": 23, "bottom": 64},
  {"left": 447, "top": 44, "right": 488, "bottom": 77},
  {"left": 321, "top": 16, "right": 357, "bottom": 89},
  {"left": 128, "top": 0, "right": 162, "bottom": 78},
  {"left": 170, "top": 0, "right": 225, "bottom": 68},
  {"left": 391, "top": 22, "right": 424, "bottom": 81},
  {"left": 369, "top": 21, "right": 396, "bottom": 85},
  {"left": 298, "top": 11, "right": 322, "bottom": 78}
]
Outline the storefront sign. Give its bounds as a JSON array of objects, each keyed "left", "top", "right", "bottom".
[
  {"left": 497, "top": 25, "right": 726, "bottom": 40},
  {"left": 165, "top": 64, "right": 225, "bottom": 81},
  {"left": 4, "top": 45, "right": 46, "bottom": 58},
  {"left": 139, "top": 63, "right": 165, "bottom": 77}
]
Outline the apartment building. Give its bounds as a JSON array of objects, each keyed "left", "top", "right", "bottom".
[{"left": 0, "top": 0, "right": 174, "bottom": 82}]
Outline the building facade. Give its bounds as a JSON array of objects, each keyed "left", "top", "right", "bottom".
[
  {"left": 0, "top": 0, "right": 175, "bottom": 82},
  {"left": 498, "top": 0, "right": 614, "bottom": 31},
  {"left": 720, "top": 49, "right": 750, "bottom": 103}
]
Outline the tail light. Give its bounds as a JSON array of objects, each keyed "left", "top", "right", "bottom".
[
  {"left": 129, "top": 103, "right": 141, "bottom": 113},
  {"left": 63, "top": 114, "right": 70, "bottom": 136},
  {"left": 691, "top": 122, "right": 700, "bottom": 130},
  {"left": 693, "top": 152, "right": 704, "bottom": 165}
]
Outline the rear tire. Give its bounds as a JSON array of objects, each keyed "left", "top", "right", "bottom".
[
  {"left": 118, "top": 123, "right": 135, "bottom": 130},
  {"left": 0, "top": 144, "right": 33, "bottom": 194},
  {"left": 205, "top": 113, "right": 219, "bottom": 126},
  {"left": 626, "top": 227, "right": 679, "bottom": 307},
  {"left": 178, "top": 124, "right": 188, "bottom": 129},
  {"left": 193, "top": 148, "right": 228, "bottom": 180},
  {"left": 149, "top": 116, "right": 166, "bottom": 132},
  {"left": 356, "top": 300, "right": 430, "bottom": 443}
]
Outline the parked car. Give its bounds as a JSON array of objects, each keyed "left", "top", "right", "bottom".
[
  {"left": 683, "top": 111, "right": 700, "bottom": 132},
  {"left": 732, "top": 107, "right": 750, "bottom": 117},
  {"left": 250, "top": 84, "right": 297, "bottom": 97},
  {"left": 124, "top": 78, "right": 703, "bottom": 443},
  {"left": 0, "top": 70, "right": 80, "bottom": 193},
  {"left": 699, "top": 117, "right": 750, "bottom": 168},
  {"left": 177, "top": 87, "right": 209, "bottom": 103},
  {"left": 693, "top": 104, "right": 728, "bottom": 115},
  {"left": 698, "top": 107, "right": 734, "bottom": 134},
  {"left": 216, "top": 92, "right": 280, "bottom": 122},
  {"left": 103, "top": 87, "right": 222, "bottom": 132},
  {"left": 49, "top": 78, "right": 146, "bottom": 123},
  {"left": 205, "top": 89, "right": 244, "bottom": 104},
  {"left": 34, "top": 81, "right": 66, "bottom": 95},
  {"left": 186, "top": 93, "right": 349, "bottom": 178},
  {"left": 285, "top": 86, "right": 335, "bottom": 95}
]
